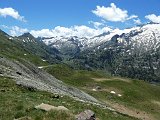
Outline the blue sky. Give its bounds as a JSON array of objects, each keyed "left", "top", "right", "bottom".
[{"left": 0, "top": 0, "right": 160, "bottom": 37}]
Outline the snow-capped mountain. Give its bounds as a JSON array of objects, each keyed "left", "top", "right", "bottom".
[
  {"left": 116, "top": 23, "right": 160, "bottom": 53},
  {"left": 2, "top": 23, "right": 160, "bottom": 82},
  {"left": 13, "top": 23, "right": 160, "bottom": 82},
  {"left": 68, "top": 23, "right": 160, "bottom": 82},
  {"left": 91, "top": 23, "right": 160, "bottom": 55},
  {"left": 42, "top": 23, "right": 160, "bottom": 56}
]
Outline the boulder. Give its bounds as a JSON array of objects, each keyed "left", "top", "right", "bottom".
[
  {"left": 76, "top": 110, "right": 95, "bottom": 120},
  {"left": 35, "top": 103, "right": 68, "bottom": 112},
  {"left": 56, "top": 106, "right": 69, "bottom": 111}
]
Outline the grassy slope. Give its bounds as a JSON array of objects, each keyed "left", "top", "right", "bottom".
[
  {"left": 45, "top": 64, "right": 160, "bottom": 120},
  {"left": 0, "top": 33, "right": 159, "bottom": 119},
  {"left": 0, "top": 32, "right": 52, "bottom": 66},
  {"left": 0, "top": 76, "right": 137, "bottom": 120}
]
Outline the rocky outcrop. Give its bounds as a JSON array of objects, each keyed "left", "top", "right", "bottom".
[
  {"left": 0, "top": 57, "right": 101, "bottom": 105},
  {"left": 76, "top": 110, "right": 95, "bottom": 120}
]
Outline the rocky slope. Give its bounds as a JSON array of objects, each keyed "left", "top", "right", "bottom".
[
  {"left": 0, "top": 30, "right": 103, "bottom": 106},
  {"left": 0, "top": 56, "right": 102, "bottom": 105}
]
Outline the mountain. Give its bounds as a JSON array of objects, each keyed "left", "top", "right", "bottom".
[
  {"left": 41, "top": 23, "right": 160, "bottom": 82},
  {"left": 41, "top": 36, "right": 86, "bottom": 57},
  {"left": 0, "top": 29, "right": 100, "bottom": 104},
  {"left": 1, "top": 27, "right": 160, "bottom": 120},
  {"left": 16, "top": 33, "right": 62, "bottom": 63},
  {"left": 0, "top": 30, "right": 62, "bottom": 65},
  {"left": 1, "top": 23, "right": 160, "bottom": 82},
  {"left": 42, "top": 23, "right": 160, "bottom": 52},
  {"left": 73, "top": 23, "right": 160, "bottom": 82}
]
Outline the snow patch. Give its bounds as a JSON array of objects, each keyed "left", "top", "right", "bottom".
[
  {"left": 117, "top": 94, "right": 122, "bottom": 97},
  {"left": 110, "top": 91, "right": 116, "bottom": 94},
  {"left": 38, "top": 66, "right": 43, "bottom": 69}
]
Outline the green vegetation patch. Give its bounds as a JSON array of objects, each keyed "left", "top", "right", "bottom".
[
  {"left": 0, "top": 76, "right": 137, "bottom": 120},
  {"left": 44, "top": 64, "right": 160, "bottom": 120}
]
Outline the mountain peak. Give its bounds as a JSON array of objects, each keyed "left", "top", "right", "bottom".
[
  {"left": 19, "top": 32, "right": 35, "bottom": 39},
  {"left": 0, "top": 29, "right": 9, "bottom": 36}
]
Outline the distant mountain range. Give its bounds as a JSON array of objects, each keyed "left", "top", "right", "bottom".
[
  {"left": 1, "top": 23, "right": 160, "bottom": 82},
  {"left": 41, "top": 23, "right": 160, "bottom": 55},
  {"left": 41, "top": 23, "right": 160, "bottom": 82}
]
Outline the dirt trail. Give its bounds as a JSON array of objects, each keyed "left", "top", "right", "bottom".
[
  {"left": 92, "top": 77, "right": 131, "bottom": 83},
  {"left": 105, "top": 101, "right": 155, "bottom": 120}
]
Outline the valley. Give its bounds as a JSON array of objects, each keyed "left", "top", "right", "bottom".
[{"left": 0, "top": 20, "right": 160, "bottom": 120}]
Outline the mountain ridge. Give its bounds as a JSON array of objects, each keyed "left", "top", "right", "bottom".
[{"left": 1, "top": 23, "right": 160, "bottom": 82}]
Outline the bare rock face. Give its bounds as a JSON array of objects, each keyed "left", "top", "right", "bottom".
[
  {"left": 0, "top": 57, "right": 101, "bottom": 105},
  {"left": 76, "top": 110, "right": 95, "bottom": 120}
]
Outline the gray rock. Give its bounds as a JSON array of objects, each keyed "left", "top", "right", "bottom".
[{"left": 76, "top": 110, "right": 95, "bottom": 120}]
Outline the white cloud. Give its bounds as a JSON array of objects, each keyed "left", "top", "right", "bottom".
[
  {"left": 30, "top": 25, "right": 112, "bottom": 38},
  {"left": 133, "top": 19, "right": 141, "bottom": 24},
  {"left": 4, "top": 24, "right": 112, "bottom": 38},
  {"left": 92, "top": 3, "right": 137, "bottom": 22},
  {"left": 127, "top": 15, "right": 138, "bottom": 20},
  {"left": 10, "top": 26, "right": 28, "bottom": 36},
  {"left": 0, "top": 7, "right": 26, "bottom": 22},
  {"left": 30, "top": 29, "right": 54, "bottom": 37},
  {"left": 145, "top": 14, "right": 160, "bottom": 23},
  {"left": 89, "top": 21, "right": 104, "bottom": 29}
]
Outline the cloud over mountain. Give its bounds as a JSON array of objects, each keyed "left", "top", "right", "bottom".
[
  {"left": 92, "top": 3, "right": 138, "bottom": 22},
  {"left": 30, "top": 25, "right": 112, "bottom": 38},
  {"left": 10, "top": 26, "right": 28, "bottom": 36},
  {"left": 145, "top": 14, "right": 160, "bottom": 23}
]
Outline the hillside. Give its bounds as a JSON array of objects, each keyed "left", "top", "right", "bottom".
[
  {"left": 44, "top": 64, "right": 160, "bottom": 120},
  {"left": 1, "top": 1, "right": 160, "bottom": 120},
  {"left": 0, "top": 27, "right": 160, "bottom": 120},
  {"left": 0, "top": 30, "right": 101, "bottom": 111},
  {"left": 0, "top": 30, "right": 61, "bottom": 66},
  {"left": 0, "top": 76, "right": 139, "bottom": 120},
  {"left": 1, "top": 63, "right": 160, "bottom": 120}
]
